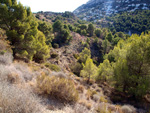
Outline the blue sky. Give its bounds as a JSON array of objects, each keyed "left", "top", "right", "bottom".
[{"left": 18, "top": 0, "right": 89, "bottom": 12}]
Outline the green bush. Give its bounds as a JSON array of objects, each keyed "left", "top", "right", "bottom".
[
  {"left": 37, "top": 74, "right": 79, "bottom": 103},
  {"left": 70, "top": 62, "right": 83, "bottom": 76},
  {"left": 51, "top": 53, "right": 59, "bottom": 58},
  {"left": 53, "top": 43, "right": 59, "bottom": 48},
  {"left": 45, "top": 63, "right": 61, "bottom": 72},
  {"left": 73, "top": 54, "right": 79, "bottom": 59}
]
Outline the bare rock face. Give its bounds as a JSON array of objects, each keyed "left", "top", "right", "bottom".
[{"left": 73, "top": 0, "right": 150, "bottom": 22}]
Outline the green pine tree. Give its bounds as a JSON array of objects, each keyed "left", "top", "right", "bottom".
[
  {"left": 0, "top": 0, "right": 50, "bottom": 61},
  {"left": 87, "top": 23, "right": 94, "bottom": 37},
  {"left": 80, "top": 58, "right": 97, "bottom": 83}
]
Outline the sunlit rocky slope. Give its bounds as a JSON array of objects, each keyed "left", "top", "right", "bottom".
[{"left": 74, "top": 0, "right": 150, "bottom": 21}]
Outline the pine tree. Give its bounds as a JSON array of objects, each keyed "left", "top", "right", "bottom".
[
  {"left": 53, "top": 20, "right": 72, "bottom": 45},
  {"left": 80, "top": 58, "right": 97, "bottom": 83},
  {"left": 102, "top": 38, "right": 111, "bottom": 55},
  {"left": 0, "top": 0, "right": 50, "bottom": 61},
  {"left": 95, "top": 29, "right": 102, "bottom": 38},
  {"left": 53, "top": 20, "right": 63, "bottom": 33},
  {"left": 87, "top": 23, "right": 94, "bottom": 37},
  {"left": 38, "top": 21, "right": 54, "bottom": 46},
  {"left": 111, "top": 33, "right": 150, "bottom": 98},
  {"left": 97, "top": 59, "right": 113, "bottom": 82},
  {"left": 106, "top": 32, "right": 113, "bottom": 42},
  {"left": 78, "top": 47, "right": 91, "bottom": 64}
]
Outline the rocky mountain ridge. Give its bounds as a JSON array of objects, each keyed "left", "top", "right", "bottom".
[{"left": 74, "top": 0, "right": 150, "bottom": 22}]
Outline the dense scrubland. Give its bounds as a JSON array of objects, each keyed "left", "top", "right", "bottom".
[{"left": 0, "top": 0, "right": 150, "bottom": 113}]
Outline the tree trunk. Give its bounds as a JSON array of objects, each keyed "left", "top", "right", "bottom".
[
  {"left": 123, "top": 84, "right": 126, "bottom": 93},
  {"left": 12, "top": 48, "right": 16, "bottom": 58},
  {"left": 87, "top": 75, "right": 90, "bottom": 84}
]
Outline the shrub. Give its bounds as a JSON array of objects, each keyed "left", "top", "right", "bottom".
[
  {"left": 7, "top": 72, "right": 20, "bottom": 84},
  {"left": 44, "top": 63, "right": 61, "bottom": 72},
  {"left": 51, "top": 72, "right": 67, "bottom": 78},
  {"left": 100, "top": 96, "right": 108, "bottom": 103},
  {"left": 0, "top": 50, "right": 6, "bottom": 55},
  {"left": 62, "top": 104, "right": 93, "bottom": 113},
  {"left": 36, "top": 74, "right": 79, "bottom": 103},
  {"left": 121, "top": 105, "right": 136, "bottom": 113},
  {"left": 73, "top": 54, "right": 79, "bottom": 59},
  {"left": 0, "top": 65, "right": 10, "bottom": 82},
  {"left": 0, "top": 52, "right": 13, "bottom": 65},
  {"left": 96, "top": 103, "right": 111, "bottom": 113},
  {"left": 86, "top": 103, "right": 92, "bottom": 109},
  {"left": 77, "top": 85, "right": 84, "bottom": 93},
  {"left": 51, "top": 53, "right": 59, "bottom": 58},
  {"left": 70, "top": 62, "right": 83, "bottom": 76},
  {"left": 53, "top": 43, "right": 59, "bottom": 48},
  {"left": 79, "top": 100, "right": 92, "bottom": 109},
  {"left": 121, "top": 106, "right": 132, "bottom": 113},
  {"left": 0, "top": 62, "right": 32, "bottom": 84},
  {"left": 73, "top": 104, "right": 93, "bottom": 113},
  {"left": 92, "top": 94, "right": 100, "bottom": 102},
  {"left": 86, "top": 89, "right": 97, "bottom": 99},
  {"left": 0, "top": 39, "right": 11, "bottom": 53}
]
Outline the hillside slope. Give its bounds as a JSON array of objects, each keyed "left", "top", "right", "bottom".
[
  {"left": 74, "top": 0, "right": 150, "bottom": 22},
  {"left": 0, "top": 33, "right": 142, "bottom": 113}
]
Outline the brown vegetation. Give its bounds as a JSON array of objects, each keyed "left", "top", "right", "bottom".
[{"left": 36, "top": 73, "right": 79, "bottom": 103}]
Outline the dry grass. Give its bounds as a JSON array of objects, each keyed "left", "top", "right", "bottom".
[
  {"left": 0, "top": 52, "right": 13, "bottom": 65},
  {"left": 29, "top": 64, "right": 41, "bottom": 71},
  {"left": 83, "top": 78, "right": 95, "bottom": 85},
  {"left": 76, "top": 85, "right": 84, "bottom": 93},
  {"left": 0, "top": 38, "right": 12, "bottom": 65},
  {"left": 0, "top": 82, "right": 45, "bottom": 113},
  {"left": 36, "top": 73, "right": 79, "bottom": 103},
  {"left": 0, "top": 50, "right": 47, "bottom": 113},
  {"left": 51, "top": 71, "right": 66, "bottom": 78},
  {"left": 86, "top": 103, "right": 92, "bottom": 109},
  {"left": 13, "top": 62, "right": 33, "bottom": 81},
  {"left": 96, "top": 103, "right": 111, "bottom": 113},
  {"left": 86, "top": 89, "right": 97, "bottom": 100},
  {"left": 121, "top": 105, "right": 136, "bottom": 113},
  {"left": 7, "top": 72, "right": 21, "bottom": 84},
  {"left": 0, "top": 65, "right": 10, "bottom": 82},
  {"left": 92, "top": 94, "right": 100, "bottom": 102},
  {"left": 49, "top": 104, "right": 93, "bottom": 113},
  {"left": 96, "top": 87, "right": 102, "bottom": 93},
  {"left": 78, "top": 99, "right": 92, "bottom": 109},
  {"left": 72, "top": 104, "right": 93, "bottom": 113},
  {"left": 44, "top": 62, "right": 61, "bottom": 72},
  {"left": 75, "top": 76, "right": 81, "bottom": 81},
  {"left": 99, "top": 96, "right": 108, "bottom": 103},
  {"left": 0, "top": 36, "right": 11, "bottom": 53},
  {"left": 107, "top": 104, "right": 122, "bottom": 113},
  {"left": 0, "top": 52, "right": 32, "bottom": 84},
  {"left": 79, "top": 99, "right": 87, "bottom": 105},
  {"left": 0, "top": 62, "right": 33, "bottom": 84}
]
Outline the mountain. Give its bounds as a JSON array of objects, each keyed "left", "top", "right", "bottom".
[{"left": 73, "top": 0, "right": 150, "bottom": 22}]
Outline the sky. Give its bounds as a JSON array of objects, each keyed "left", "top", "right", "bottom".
[{"left": 18, "top": 0, "right": 89, "bottom": 12}]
